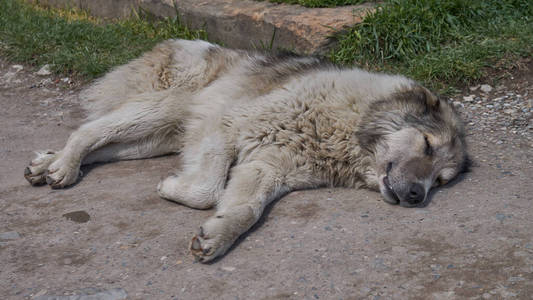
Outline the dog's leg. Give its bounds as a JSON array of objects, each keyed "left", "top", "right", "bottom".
[
  {"left": 81, "top": 136, "right": 181, "bottom": 165},
  {"left": 25, "top": 137, "right": 180, "bottom": 186},
  {"left": 189, "top": 155, "right": 322, "bottom": 262},
  {"left": 25, "top": 93, "right": 186, "bottom": 188},
  {"left": 157, "top": 134, "right": 233, "bottom": 209}
]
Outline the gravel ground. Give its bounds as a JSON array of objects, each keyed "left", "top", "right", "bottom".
[
  {"left": 0, "top": 58, "right": 532, "bottom": 300},
  {"left": 457, "top": 82, "right": 532, "bottom": 148}
]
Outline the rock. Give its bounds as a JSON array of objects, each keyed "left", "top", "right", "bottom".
[
  {"left": 36, "top": 64, "right": 52, "bottom": 76},
  {"left": 508, "top": 276, "right": 525, "bottom": 282},
  {"left": 62, "top": 210, "right": 90, "bottom": 223},
  {"left": 0, "top": 231, "right": 21, "bottom": 240},
  {"left": 432, "top": 291, "right": 455, "bottom": 299},
  {"left": 34, "top": 288, "right": 127, "bottom": 300},
  {"left": 2, "top": 71, "right": 18, "bottom": 82},
  {"left": 38, "top": 78, "right": 53, "bottom": 86},
  {"left": 11, "top": 65, "right": 24, "bottom": 72},
  {"left": 503, "top": 109, "right": 517, "bottom": 115},
  {"left": 480, "top": 84, "right": 493, "bottom": 93},
  {"left": 463, "top": 95, "right": 475, "bottom": 102},
  {"left": 32, "top": 0, "right": 375, "bottom": 56},
  {"left": 33, "top": 289, "right": 48, "bottom": 298},
  {"left": 469, "top": 85, "right": 479, "bottom": 91}
]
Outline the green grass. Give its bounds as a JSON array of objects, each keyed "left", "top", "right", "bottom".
[
  {"left": 0, "top": 0, "right": 206, "bottom": 79},
  {"left": 265, "top": 0, "right": 369, "bottom": 8},
  {"left": 1, "top": 0, "right": 531, "bottom": 91},
  {"left": 330, "top": 0, "right": 533, "bottom": 92}
]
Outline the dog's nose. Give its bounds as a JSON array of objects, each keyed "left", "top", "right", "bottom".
[{"left": 406, "top": 183, "right": 425, "bottom": 204}]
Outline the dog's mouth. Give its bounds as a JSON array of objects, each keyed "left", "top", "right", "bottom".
[
  {"left": 382, "top": 176, "right": 400, "bottom": 205},
  {"left": 380, "top": 162, "right": 400, "bottom": 205}
]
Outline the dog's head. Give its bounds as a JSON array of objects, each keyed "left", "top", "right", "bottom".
[{"left": 357, "top": 85, "right": 469, "bottom": 207}]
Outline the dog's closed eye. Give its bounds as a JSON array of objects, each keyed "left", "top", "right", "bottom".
[{"left": 424, "top": 135, "right": 433, "bottom": 156}]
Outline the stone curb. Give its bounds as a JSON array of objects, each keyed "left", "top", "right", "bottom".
[{"left": 32, "top": 0, "right": 374, "bottom": 55}]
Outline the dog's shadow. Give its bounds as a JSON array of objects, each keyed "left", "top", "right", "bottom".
[
  {"left": 203, "top": 168, "right": 473, "bottom": 263},
  {"left": 28, "top": 163, "right": 103, "bottom": 190},
  {"left": 199, "top": 196, "right": 281, "bottom": 265},
  {"left": 48, "top": 160, "right": 159, "bottom": 190},
  {"left": 44, "top": 159, "right": 471, "bottom": 263},
  {"left": 53, "top": 162, "right": 108, "bottom": 190},
  {"left": 417, "top": 169, "right": 470, "bottom": 208}
]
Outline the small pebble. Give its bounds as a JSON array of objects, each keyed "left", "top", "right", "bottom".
[
  {"left": 11, "top": 65, "right": 24, "bottom": 72},
  {"left": 34, "top": 288, "right": 127, "bottom": 300},
  {"left": 480, "top": 84, "right": 493, "bottom": 93},
  {"left": 508, "top": 276, "right": 524, "bottom": 282},
  {"left": 36, "top": 64, "right": 52, "bottom": 76},
  {"left": 495, "top": 213, "right": 506, "bottom": 222},
  {"left": 463, "top": 95, "right": 475, "bottom": 102},
  {"left": 503, "top": 109, "right": 517, "bottom": 114},
  {"left": 0, "top": 231, "right": 21, "bottom": 240}
]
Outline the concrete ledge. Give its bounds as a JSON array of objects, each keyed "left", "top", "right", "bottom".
[{"left": 32, "top": 0, "right": 374, "bottom": 55}]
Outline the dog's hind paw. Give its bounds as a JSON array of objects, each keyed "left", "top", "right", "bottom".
[
  {"left": 24, "top": 150, "right": 57, "bottom": 186},
  {"left": 189, "top": 225, "right": 233, "bottom": 263},
  {"left": 45, "top": 157, "right": 81, "bottom": 189}
]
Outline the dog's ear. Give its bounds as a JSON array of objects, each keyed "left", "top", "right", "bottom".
[
  {"left": 396, "top": 86, "right": 440, "bottom": 113},
  {"left": 419, "top": 86, "right": 440, "bottom": 111}
]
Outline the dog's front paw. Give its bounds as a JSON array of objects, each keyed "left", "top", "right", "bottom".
[
  {"left": 24, "top": 150, "right": 58, "bottom": 186},
  {"left": 45, "top": 157, "right": 81, "bottom": 188}
]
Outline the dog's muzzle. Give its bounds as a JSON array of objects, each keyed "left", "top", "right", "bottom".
[
  {"left": 404, "top": 182, "right": 425, "bottom": 204},
  {"left": 381, "top": 164, "right": 427, "bottom": 207}
]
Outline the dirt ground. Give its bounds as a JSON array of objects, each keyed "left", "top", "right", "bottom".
[{"left": 1, "top": 58, "right": 532, "bottom": 300}]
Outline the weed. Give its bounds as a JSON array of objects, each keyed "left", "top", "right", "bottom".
[
  {"left": 264, "top": 0, "right": 369, "bottom": 8},
  {"left": 1, "top": 0, "right": 532, "bottom": 91},
  {"left": 330, "top": 0, "right": 533, "bottom": 91},
  {"left": 0, "top": 0, "right": 206, "bottom": 80}
]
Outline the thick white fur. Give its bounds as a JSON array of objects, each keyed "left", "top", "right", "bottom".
[{"left": 25, "top": 39, "right": 420, "bottom": 262}]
